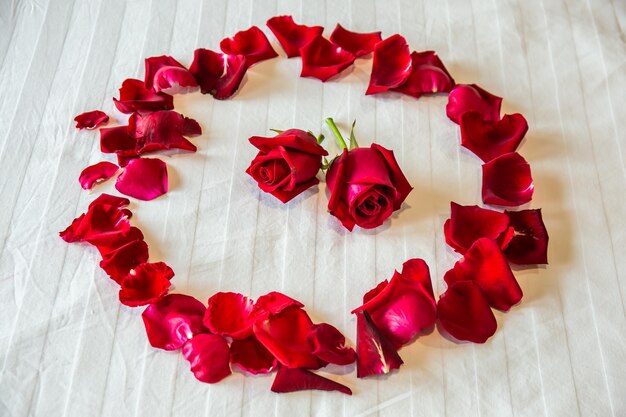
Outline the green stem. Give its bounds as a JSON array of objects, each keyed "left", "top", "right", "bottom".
[{"left": 325, "top": 118, "right": 348, "bottom": 150}]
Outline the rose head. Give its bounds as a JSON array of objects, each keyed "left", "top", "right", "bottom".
[
  {"left": 326, "top": 144, "right": 412, "bottom": 231},
  {"left": 246, "top": 129, "right": 328, "bottom": 203}
]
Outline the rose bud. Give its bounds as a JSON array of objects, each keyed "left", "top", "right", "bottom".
[
  {"left": 246, "top": 129, "right": 328, "bottom": 203},
  {"left": 325, "top": 119, "right": 413, "bottom": 231}
]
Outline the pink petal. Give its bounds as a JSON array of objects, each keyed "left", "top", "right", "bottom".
[
  {"left": 78, "top": 161, "right": 119, "bottom": 190},
  {"left": 220, "top": 26, "right": 278, "bottom": 67},
  {"left": 99, "top": 239, "right": 149, "bottom": 284},
  {"left": 446, "top": 84, "right": 502, "bottom": 124},
  {"left": 118, "top": 261, "right": 174, "bottom": 307},
  {"left": 113, "top": 78, "right": 174, "bottom": 114},
  {"left": 74, "top": 110, "right": 109, "bottom": 130},
  {"left": 115, "top": 158, "right": 168, "bottom": 201},
  {"left": 355, "top": 311, "right": 403, "bottom": 378},
  {"left": 300, "top": 36, "right": 356, "bottom": 82},
  {"left": 366, "top": 34, "right": 412, "bottom": 95},
  {"left": 307, "top": 323, "right": 356, "bottom": 365},
  {"left": 505, "top": 209, "right": 549, "bottom": 265},
  {"left": 271, "top": 366, "right": 352, "bottom": 395},
  {"left": 144, "top": 55, "right": 197, "bottom": 93},
  {"left": 266, "top": 15, "right": 324, "bottom": 58},
  {"left": 230, "top": 335, "right": 278, "bottom": 375},
  {"left": 182, "top": 333, "right": 232, "bottom": 384},
  {"left": 392, "top": 51, "right": 455, "bottom": 98},
  {"left": 329, "top": 24, "right": 382, "bottom": 58},
  {"left": 460, "top": 112, "right": 529, "bottom": 162},
  {"left": 189, "top": 48, "right": 247, "bottom": 99},
  {"left": 203, "top": 292, "right": 255, "bottom": 340},
  {"left": 482, "top": 152, "right": 533, "bottom": 206}
]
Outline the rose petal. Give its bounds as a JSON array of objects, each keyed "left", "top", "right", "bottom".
[
  {"left": 271, "top": 366, "right": 352, "bottom": 395},
  {"left": 115, "top": 158, "right": 168, "bottom": 201},
  {"left": 266, "top": 15, "right": 324, "bottom": 58},
  {"left": 99, "top": 125, "right": 137, "bottom": 157},
  {"left": 60, "top": 202, "right": 131, "bottom": 245},
  {"left": 230, "top": 335, "right": 278, "bottom": 375},
  {"left": 446, "top": 84, "right": 502, "bottom": 124},
  {"left": 220, "top": 26, "right": 278, "bottom": 67},
  {"left": 251, "top": 291, "right": 304, "bottom": 318},
  {"left": 78, "top": 161, "right": 119, "bottom": 190},
  {"left": 182, "top": 333, "right": 231, "bottom": 383},
  {"left": 371, "top": 144, "right": 413, "bottom": 209},
  {"left": 391, "top": 51, "right": 455, "bottom": 98},
  {"left": 300, "top": 36, "right": 356, "bottom": 82},
  {"left": 129, "top": 110, "right": 200, "bottom": 154},
  {"left": 99, "top": 239, "right": 149, "bottom": 284},
  {"left": 443, "top": 201, "right": 514, "bottom": 254},
  {"left": 307, "top": 323, "right": 356, "bottom": 365},
  {"left": 113, "top": 78, "right": 174, "bottom": 114},
  {"left": 144, "top": 55, "right": 197, "bottom": 93},
  {"left": 189, "top": 49, "right": 248, "bottom": 99},
  {"left": 74, "top": 110, "right": 109, "bottom": 130},
  {"left": 118, "top": 261, "right": 173, "bottom": 307},
  {"left": 355, "top": 311, "right": 403, "bottom": 378},
  {"left": 366, "top": 34, "right": 412, "bottom": 95},
  {"left": 203, "top": 292, "right": 255, "bottom": 340},
  {"left": 460, "top": 112, "right": 529, "bottom": 162},
  {"left": 89, "top": 193, "right": 130, "bottom": 209},
  {"left": 444, "top": 238, "right": 522, "bottom": 311},
  {"left": 142, "top": 294, "right": 208, "bottom": 350},
  {"left": 505, "top": 209, "right": 549, "bottom": 265},
  {"left": 249, "top": 129, "right": 328, "bottom": 156},
  {"left": 437, "top": 281, "right": 497, "bottom": 343},
  {"left": 329, "top": 24, "right": 382, "bottom": 58},
  {"left": 482, "top": 152, "right": 533, "bottom": 206}
]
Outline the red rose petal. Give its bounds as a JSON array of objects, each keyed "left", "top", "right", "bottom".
[
  {"left": 437, "top": 281, "right": 497, "bottom": 343},
  {"left": 220, "top": 26, "right": 278, "bottom": 67},
  {"left": 99, "top": 239, "right": 149, "bottom": 284},
  {"left": 74, "top": 110, "right": 109, "bottom": 130},
  {"left": 271, "top": 366, "right": 352, "bottom": 395},
  {"left": 251, "top": 291, "right": 304, "bottom": 318},
  {"left": 89, "top": 193, "right": 130, "bottom": 209},
  {"left": 129, "top": 110, "right": 200, "bottom": 154},
  {"left": 443, "top": 201, "right": 514, "bottom": 254},
  {"left": 366, "top": 34, "right": 412, "bottom": 95},
  {"left": 99, "top": 125, "right": 137, "bottom": 157},
  {"left": 355, "top": 311, "right": 404, "bottom": 378},
  {"left": 371, "top": 144, "right": 413, "bottom": 210},
  {"left": 392, "top": 51, "right": 455, "bottom": 98},
  {"left": 142, "top": 294, "right": 208, "bottom": 351},
  {"left": 505, "top": 209, "right": 549, "bottom": 265},
  {"left": 60, "top": 202, "right": 131, "bottom": 244},
  {"left": 144, "top": 55, "right": 197, "bottom": 94},
  {"left": 203, "top": 292, "right": 255, "bottom": 340},
  {"left": 266, "top": 15, "right": 324, "bottom": 58},
  {"left": 482, "top": 152, "right": 533, "bottom": 206},
  {"left": 444, "top": 238, "right": 522, "bottom": 311},
  {"left": 182, "top": 333, "right": 231, "bottom": 384},
  {"left": 118, "top": 261, "right": 173, "bottom": 307},
  {"left": 307, "top": 323, "right": 356, "bottom": 365},
  {"left": 446, "top": 84, "right": 502, "bottom": 124},
  {"left": 189, "top": 49, "right": 248, "bottom": 99},
  {"left": 78, "top": 161, "right": 119, "bottom": 190},
  {"left": 329, "top": 24, "right": 382, "bottom": 58},
  {"left": 460, "top": 112, "right": 529, "bottom": 162},
  {"left": 115, "top": 158, "right": 168, "bottom": 201},
  {"left": 113, "top": 78, "right": 174, "bottom": 114},
  {"left": 230, "top": 335, "right": 278, "bottom": 375},
  {"left": 300, "top": 36, "right": 356, "bottom": 82}
]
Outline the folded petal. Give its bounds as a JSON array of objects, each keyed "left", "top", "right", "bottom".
[
  {"left": 355, "top": 311, "right": 403, "bottom": 378},
  {"left": 74, "top": 110, "right": 109, "bottom": 130},
  {"left": 300, "top": 36, "right": 356, "bottom": 82},
  {"left": 203, "top": 292, "right": 255, "bottom": 340},
  {"left": 79, "top": 161, "right": 119, "bottom": 190},
  {"left": 437, "top": 281, "right": 497, "bottom": 343},
  {"left": 371, "top": 144, "right": 413, "bottom": 209},
  {"left": 505, "top": 209, "right": 549, "bottom": 265},
  {"left": 89, "top": 193, "right": 130, "bottom": 209},
  {"left": 271, "top": 366, "right": 352, "bottom": 395},
  {"left": 129, "top": 110, "right": 200, "bottom": 154},
  {"left": 144, "top": 55, "right": 197, "bottom": 94},
  {"left": 266, "top": 15, "right": 323, "bottom": 58},
  {"left": 113, "top": 78, "right": 174, "bottom": 114},
  {"left": 307, "top": 323, "right": 356, "bottom": 365},
  {"left": 115, "top": 158, "right": 168, "bottom": 201},
  {"left": 392, "top": 51, "right": 455, "bottom": 98},
  {"left": 446, "top": 84, "right": 502, "bottom": 124},
  {"left": 189, "top": 48, "right": 248, "bottom": 99},
  {"left": 482, "top": 152, "right": 533, "bottom": 206},
  {"left": 118, "top": 261, "right": 173, "bottom": 307},
  {"left": 59, "top": 202, "right": 131, "bottom": 244},
  {"left": 99, "top": 125, "right": 137, "bottom": 155},
  {"left": 142, "top": 294, "right": 208, "bottom": 350},
  {"left": 251, "top": 291, "right": 304, "bottom": 318},
  {"left": 230, "top": 335, "right": 278, "bottom": 375},
  {"left": 329, "top": 24, "right": 382, "bottom": 58},
  {"left": 182, "top": 333, "right": 231, "bottom": 384},
  {"left": 461, "top": 112, "right": 528, "bottom": 162},
  {"left": 220, "top": 26, "right": 278, "bottom": 67},
  {"left": 366, "top": 34, "right": 412, "bottom": 95},
  {"left": 99, "top": 239, "right": 149, "bottom": 284}
]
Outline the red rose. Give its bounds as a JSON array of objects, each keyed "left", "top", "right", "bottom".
[{"left": 246, "top": 129, "right": 328, "bottom": 203}]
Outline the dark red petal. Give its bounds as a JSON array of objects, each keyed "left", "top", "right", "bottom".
[
  {"left": 266, "top": 15, "right": 324, "bottom": 58},
  {"left": 460, "top": 112, "right": 529, "bottom": 162},
  {"left": 299, "top": 36, "right": 355, "bottom": 82},
  {"left": 113, "top": 78, "right": 174, "bottom": 114},
  {"left": 230, "top": 335, "right": 278, "bottom": 374},
  {"left": 446, "top": 84, "right": 502, "bottom": 124},
  {"left": 189, "top": 49, "right": 248, "bottom": 99},
  {"left": 142, "top": 294, "right": 207, "bottom": 350},
  {"left": 355, "top": 311, "right": 403, "bottom": 378},
  {"left": 214, "top": 54, "right": 247, "bottom": 99},
  {"left": 444, "top": 201, "right": 514, "bottom": 254},
  {"left": 251, "top": 291, "right": 304, "bottom": 318},
  {"left": 115, "top": 158, "right": 168, "bottom": 201},
  {"left": 366, "top": 34, "right": 412, "bottom": 95},
  {"left": 325, "top": 150, "right": 355, "bottom": 231},
  {"left": 307, "top": 323, "right": 356, "bottom": 365},
  {"left": 78, "top": 161, "right": 119, "bottom": 190},
  {"left": 99, "top": 239, "right": 149, "bottom": 284},
  {"left": 99, "top": 125, "right": 137, "bottom": 157},
  {"left": 505, "top": 209, "right": 549, "bottom": 265},
  {"left": 128, "top": 110, "right": 200, "bottom": 154},
  {"left": 482, "top": 152, "right": 533, "bottom": 206},
  {"left": 89, "top": 193, "right": 130, "bottom": 209},
  {"left": 74, "top": 110, "right": 109, "bottom": 130},
  {"left": 329, "top": 24, "right": 382, "bottom": 58},
  {"left": 182, "top": 333, "right": 231, "bottom": 383},
  {"left": 444, "top": 238, "right": 522, "bottom": 311},
  {"left": 371, "top": 143, "right": 413, "bottom": 209},
  {"left": 392, "top": 51, "right": 455, "bottom": 98},
  {"left": 249, "top": 129, "right": 328, "bottom": 156},
  {"left": 203, "top": 292, "right": 255, "bottom": 340},
  {"left": 271, "top": 366, "right": 352, "bottom": 395},
  {"left": 144, "top": 55, "right": 197, "bottom": 93},
  {"left": 118, "top": 261, "right": 173, "bottom": 307},
  {"left": 220, "top": 26, "right": 278, "bottom": 67},
  {"left": 437, "top": 281, "right": 497, "bottom": 343}
]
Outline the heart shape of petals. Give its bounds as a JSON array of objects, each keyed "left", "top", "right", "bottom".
[
  {"left": 142, "top": 294, "right": 208, "bottom": 350},
  {"left": 482, "top": 152, "right": 533, "bottom": 206},
  {"left": 444, "top": 238, "right": 522, "bottom": 311},
  {"left": 392, "top": 51, "right": 455, "bottom": 98},
  {"left": 203, "top": 292, "right": 256, "bottom": 340},
  {"left": 366, "top": 34, "right": 412, "bottom": 95},
  {"left": 230, "top": 336, "right": 278, "bottom": 374},
  {"left": 266, "top": 15, "right": 324, "bottom": 58},
  {"left": 299, "top": 36, "right": 356, "bottom": 82},
  {"left": 182, "top": 333, "right": 232, "bottom": 383},
  {"left": 144, "top": 55, "right": 197, "bottom": 94},
  {"left": 113, "top": 79, "right": 174, "bottom": 114},
  {"left": 271, "top": 366, "right": 352, "bottom": 395},
  {"left": 189, "top": 49, "right": 248, "bottom": 99},
  {"left": 355, "top": 311, "right": 404, "bottom": 378},
  {"left": 99, "top": 239, "right": 149, "bottom": 283},
  {"left": 444, "top": 202, "right": 514, "bottom": 254},
  {"left": 460, "top": 112, "right": 529, "bottom": 162},
  {"left": 329, "top": 24, "right": 382, "bottom": 58},
  {"left": 307, "top": 323, "right": 356, "bottom": 366},
  {"left": 446, "top": 84, "right": 503, "bottom": 124},
  {"left": 115, "top": 158, "right": 168, "bottom": 201},
  {"left": 79, "top": 161, "right": 119, "bottom": 190},
  {"left": 220, "top": 26, "right": 278, "bottom": 67},
  {"left": 505, "top": 209, "right": 549, "bottom": 265},
  {"left": 129, "top": 110, "right": 201, "bottom": 154},
  {"left": 437, "top": 281, "right": 497, "bottom": 343},
  {"left": 118, "top": 261, "right": 174, "bottom": 307},
  {"left": 74, "top": 110, "right": 109, "bottom": 130}
]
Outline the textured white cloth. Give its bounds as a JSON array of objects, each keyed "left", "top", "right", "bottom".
[{"left": 0, "top": 0, "right": 624, "bottom": 416}]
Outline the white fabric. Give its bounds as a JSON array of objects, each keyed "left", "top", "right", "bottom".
[{"left": 0, "top": 0, "right": 625, "bottom": 415}]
